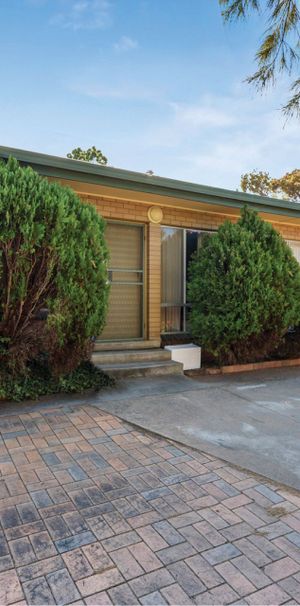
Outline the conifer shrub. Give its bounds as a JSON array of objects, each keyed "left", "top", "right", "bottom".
[
  {"left": 0, "top": 157, "right": 110, "bottom": 398},
  {"left": 188, "top": 207, "right": 300, "bottom": 364}
]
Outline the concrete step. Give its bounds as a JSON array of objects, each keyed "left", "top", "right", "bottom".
[
  {"left": 94, "top": 340, "right": 161, "bottom": 352},
  {"left": 97, "top": 359, "right": 183, "bottom": 379},
  {"left": 92, "top": 348, "right": 171, "bottom": 365}
]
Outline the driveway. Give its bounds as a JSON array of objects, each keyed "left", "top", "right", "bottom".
[
  {"left": 94, "top": 367, "right": 300, "bottom": 491},
  {"left": 1, "top": 400, "right": 300, "bottom": 604}
]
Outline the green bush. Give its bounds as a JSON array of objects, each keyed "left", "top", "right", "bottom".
[
  {"left": 0, "top": 361, "right": 114, "bottom": 402},
  {"left": 188, "top": 207, "right": 300, "bottom": 364},
  {"left": 0, "top": 157, "right": 109, "bottom": 376}
]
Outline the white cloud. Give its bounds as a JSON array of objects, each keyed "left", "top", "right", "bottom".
[
  {"left": 127, "top": 86, "right": 300, "bottom": 189},
  {"left": 114, "top": 36, "right": 138, "bottom": 52},
  {"left": 170, "top": 101, "right": 236, "bottom": 128},
  {"left": 50, "top": 0, "right": 111, "bottom": 31}
]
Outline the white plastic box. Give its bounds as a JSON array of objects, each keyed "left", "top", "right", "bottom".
[{"left": 165, "top": 343, "right": 201, "bottom": 370}]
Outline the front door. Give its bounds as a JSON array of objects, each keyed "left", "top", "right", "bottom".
[{"left": 100, "top": 222, "right": 144, "bottom": 341}]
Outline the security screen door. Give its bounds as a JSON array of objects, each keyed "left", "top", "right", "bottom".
[{"left": 100, "top": 222, "right": 144, "bottom": 341}]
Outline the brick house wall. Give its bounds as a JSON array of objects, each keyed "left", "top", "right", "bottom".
[{"left": 81, "top": 194, "right": 300, "bottom": 343}]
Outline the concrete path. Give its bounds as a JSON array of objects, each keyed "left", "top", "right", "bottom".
[
  {"left": 93, "top": 367, "right": 300, "bottom": 491},
  {"left": 1, "top": 401, "right": 300, "bottom": 604}
]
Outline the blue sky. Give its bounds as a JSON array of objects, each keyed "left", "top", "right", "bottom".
[{"left": 1, "top": 0, "right": 299, "bottom": 189}]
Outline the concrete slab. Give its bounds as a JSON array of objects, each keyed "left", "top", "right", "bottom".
[
  {"left": 92, "top": 367, "right": 300, "bottom": 491},
  {"left": 2, "top": 367, "right": 300, "bottom": 491}
]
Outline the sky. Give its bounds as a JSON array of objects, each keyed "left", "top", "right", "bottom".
[{"left": 0, "top": 0, "right": 299, "bottom": 190}]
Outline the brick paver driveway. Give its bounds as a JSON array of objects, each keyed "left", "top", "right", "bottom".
[{"left": 1, "top": 404, "right": 300, "bottom": 605}]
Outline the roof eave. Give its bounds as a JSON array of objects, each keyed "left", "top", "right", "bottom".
[{"left": 0, "top": 145, "right": 299, "bottom": 218}]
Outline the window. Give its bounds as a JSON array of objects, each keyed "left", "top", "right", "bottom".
[
  {"left": 161, "top": 227, "right": 214, "bottom": 333},
  {"left": 286, "top": 239, "right": 300, "bottom": 264}
]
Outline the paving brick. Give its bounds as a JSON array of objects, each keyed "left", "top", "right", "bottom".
[
  {"left": 82, "top": 542, "right": 113, "bottom": 572},
  {"left": 76, "top": 567, "right": 124, "bottom": 596},
  {"left": 62, "top": 548, "right": 93, "bottom": 580},
  {"left": 185, "top": 554, "right": 223, "bottom": 589},
  {"left": 111, "top": 546, "right": 144, "bottom": 580},
  {"left": 0, "top": 554, "right": 13, "bottom": 572},
  {"left": 233, "top": 506, "right": 265, "bottom": 529},
  {"left": 168, "top": 511, "right": 201, "bottom": 528},
  {"left": 203, "top": 542, "right": 241, "bottom": 565},
  {"left": 0, "top": 569, "right": 24, "bottom": 605},
  {"left": 45, "top": 515, "right": 71, "bottom": 540},
  {"left": 153, "top": 520, "right": 185, "bottom": 545},
  {"left": 279, "top": 576, "right": 300, "bottom": 602},
  {"left": 233, "top": 554, "right": 270, "bottom": 589},
  {"left": 194, "top": 520, "right": 227, "bottom": 546},
  {"left": 63, "top": 511, "right": 89, "bottom": 534},
  {"left": 161, "top": 582, "right": 194, "bottom": 604},
  {"left": 157, "top": 541, "right": 196, "bottom": 565},
  {"left": 30, "top": 531, "right": 57, "bottom": 559},
  {"left": 48, "top": 486, "right": 69, "bottom": 504},
  {"left": 129, "top": 542, "right": 162, "bottom": 572},
  {"left": 16, "top": 502, "right": 39, "bottom": 524},
  {"left": 23, "top": 576, "right": 53, "bottom": 605},
  {"left": 273, "top": 536, "right": 300, "bottom": 564},
  {"left": 234, "top": 537, "right": 272, "bottom": 567},
  {"left": 129, "top": 569, "right": 174, "bottom": 597},
  {"left": 246, "top": 583, "right": 290, "bottom": 604},
  {"left": 108, "top": 582, "right": 139, "bottom": 605},
  {"left": 264, "top": 556, "right": 300, "bottom": 581},
  {"left": 0, "top": 507, "right": 21, "bottom": 529},
  {"left": 47, "top": 567, "right": 81, "bottom": 604},
  {"left": 30, "top": 490, "right": 52, "bottom": 508},
  {"left": 180, "top": 524, "right": 212, "bottom": 551},
  {"left": 85, "top": 591, "right": 112, "bottom": 605},
  {"left": 194, "top": 583, "right": 239, "bottom": 605},
  {"left": 215, "top": 560, "right": 256, "bottom": 596},
  {"left": 55, "top": 530, "right": 96, "bottom": 553},
  {"left": 9, "top": 536, "right": 36, "bottom": 566},
  {"left": 168, "top": 560, "right": 206, "bottom": 596},
  {"left": 140, "top": 590, "right": 167, "bottom": 605},
  {"left": 257, "top": 520, "right": 291, "bottom": 540},
  {"left": 137, "top": 525, "right": 168, "bottom": 551},
  {"left": 222, "top": 494, "right": 252, "bottom": 509},
  {"left": 212, "top": 503, "right": 241, "bottom": 525},
  {"left": 103, "top": 511, "right": 131, "bottom": 534},
  {"left": 255, "top": 484, "right": 284, "bottom": 504},
  {"left": 102, "top": 530, "right": 140, "bottom": 552},
  {"left": 87, "top": 514, "right": 115, "bottom": 539},
  {"left": 286, "top": 531, "right": 300, "bottom": 547},
  {"left": 248, "top": 534, "right": 286, "bottom": 561},
  {"left": 18, "top": 554, "right": 64, "bottom": 582},
  {"left": 200, "top": 507, "right": 229, "bottom": 530}
]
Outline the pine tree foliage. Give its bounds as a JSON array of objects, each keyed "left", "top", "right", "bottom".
[
  {"left": 188, "top": 207, "right": 300, "bottom": 364},
  {"left": 67, "top": 146, "right": 108, "bottom": 165},
  {"left": 0, "top": 157, "right": 109, "bottom": 375},
  {"left": 219, "top": 0, "right": 300, "bottom": 117}
]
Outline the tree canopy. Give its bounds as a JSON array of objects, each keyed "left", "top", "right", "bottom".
[
  {"left": 241, "top": 168, "right": 300, "bottom": 200},
  {"left": 188, "top": 206, "right": 300, "bottom": 364},
  {"left": 219, "top": 0, "right": 300, "bottom": 118},
  {"left": 67, "top": 146, "right": 108, "bottom": 165},
  {"left": 0, "top": 157, "right": 109, "bottom": 376}
]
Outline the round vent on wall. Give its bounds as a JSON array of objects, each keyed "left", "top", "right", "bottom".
[{"left": 148, "top": 206, "right": 163, "bottom": 224}]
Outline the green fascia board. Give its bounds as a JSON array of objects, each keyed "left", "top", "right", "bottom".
[{"left": 1, "top": 145, "right": 300, "bottom": 218}]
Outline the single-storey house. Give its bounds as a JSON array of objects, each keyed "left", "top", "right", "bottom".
[{"left": 1, "top": 146, "right": 300, "bottom": 373}]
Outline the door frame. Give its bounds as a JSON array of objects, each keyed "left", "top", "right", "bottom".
[{"left": 100, "top": 220, "right": 146, "bottom": 342}]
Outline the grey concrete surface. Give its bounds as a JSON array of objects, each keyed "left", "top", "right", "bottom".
[
  {"left": 92, "top": 367, "right": 300, "bottom": 491},
  {"left": 2, "top": 367, "right": 300, "bottom": 491}
]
